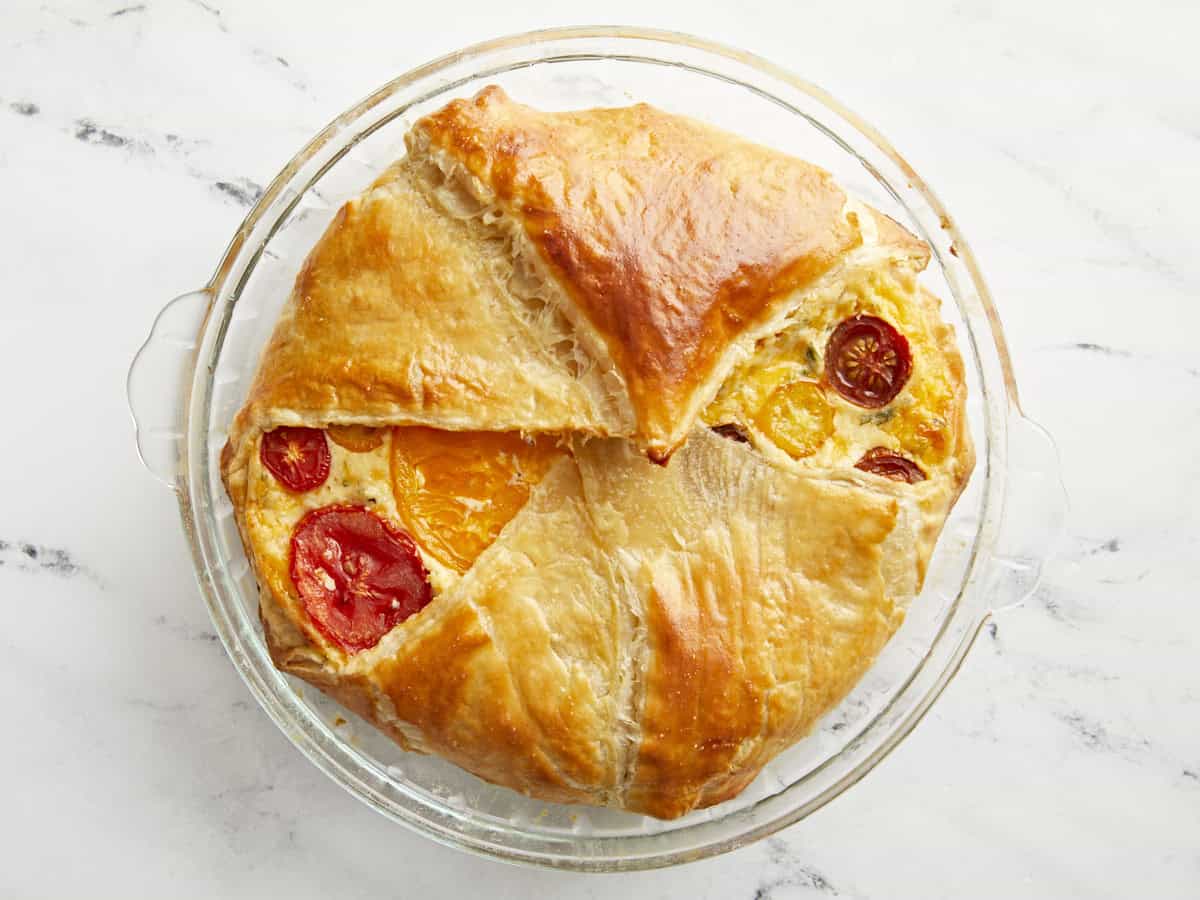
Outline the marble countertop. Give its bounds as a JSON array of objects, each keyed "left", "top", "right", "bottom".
[{"left": 2, "top": 0, "right": 1196, "bottom": 896}]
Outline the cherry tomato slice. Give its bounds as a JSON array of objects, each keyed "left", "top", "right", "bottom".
[
  {"left": 854, "top": 447, "right": 927, "bottom": 483},
  {"left": 261, "top": 427, "right": 331, "bottom": 492},
  {"left": 711, "top": 423, "right": 750, "bottom": 443},
  {"left": 327, "top": 424, "right": 384, "bottom": 453},
  {"left": 824, "top": 315, "right": 912, "bottom": 408},
  {"left": 289, "top": 505, "right": 432, "bottom": 652},
  {"left": 754, "top": 379, "right": 834, "bottom": 459}
]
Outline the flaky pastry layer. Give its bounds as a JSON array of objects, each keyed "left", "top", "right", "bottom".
[{"left": 221, "top": 88, "right": 973, "bottom": 819}]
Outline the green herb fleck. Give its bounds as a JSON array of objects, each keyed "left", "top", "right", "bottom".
[
  {"left": 801, "top": 344, "right": 819, "bottom": 375},
  {"left": 861, "top": 408, "right": 896, "bottom": 426}
]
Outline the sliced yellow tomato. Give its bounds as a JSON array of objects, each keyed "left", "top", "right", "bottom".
[
  {"left": 754, "top": 379, "right": 835, "bottom": 458},
  {"left": 390, "top": 427, "right": 564, "bottom": 574},
  {"left": 327, "top": 424, "right": 385, "bottom": 453}
]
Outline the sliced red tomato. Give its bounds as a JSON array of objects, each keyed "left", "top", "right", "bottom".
[
  {"left": 327, "top": 424, "right": 384, "bottom": 453},
  {"left": 289, "top": 505, "right": 432, "bottom": 652},
  {"left": 824, "top": 315, "right": 912, "bottom": 408},
  {"left": 711, "top": 423, "right": 750, "bottom": 443},
  {"left": 854, "top": 447, "right": 927, "bottom": 483},
  {"left": 261, "top": 427, "right": 330, "bottom": 492}
]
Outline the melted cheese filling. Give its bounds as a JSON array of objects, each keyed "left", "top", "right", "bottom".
[
  {"left": 251, "top": 430, "right": 458, "bottom": 595},
  {"left": 252, "top": 267, "right": 957, "bottom": 614},
  {"left": 251, "top": 427, "right": 564, "bottom": 598},
  {"left": 703, "top": 267, "right": 958, "bottom": 473}
]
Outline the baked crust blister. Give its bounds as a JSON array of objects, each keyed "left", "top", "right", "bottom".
[{"left": 220, "top": 87, "right": 973, "bottom": 820}]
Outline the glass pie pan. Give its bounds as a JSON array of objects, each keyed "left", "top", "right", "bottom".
[{"left": 127, "top": 27, "right": 1065, "bottom": 871}]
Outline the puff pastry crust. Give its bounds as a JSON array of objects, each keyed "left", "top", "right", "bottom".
[{"left": 221, "top": 87, "right": 973, "bottom": 819}]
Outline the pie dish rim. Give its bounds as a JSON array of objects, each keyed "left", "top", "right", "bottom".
[{"left": 126, "top": 25, "right": 1065, "bottom": 871}]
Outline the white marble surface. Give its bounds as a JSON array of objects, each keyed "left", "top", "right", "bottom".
[{"left": 1, "top": 0, "right": 1197, "bottom": 896}]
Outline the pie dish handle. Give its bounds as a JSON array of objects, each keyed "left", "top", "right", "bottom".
[
  {"left": 127, "top": 289, "right": 212, "bottom": 488},
  {"left": 984, "top": 411, "right": 1068, "bottom": 613}
]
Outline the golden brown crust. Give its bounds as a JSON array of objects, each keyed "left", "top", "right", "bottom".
[
  {"left": 316, "top": 432, "right": 905, "bottom": 818},
  {"left": 222, "top": 153, "right": 634, "bottom": 490},
  {"left": 416, "top": 86, "right": 863, "bottom": 459},
  {"left": 573, "top": 432, "right": 904, "bottom": 816},
  {"left": 219, "top": 89, "right": 974, "bottom": 820},
  {"left": 370, "top": 460, "right": 624, "bottom": 805},
  {"left": 909, "top": 285, "right": 975, "bottom": 568},
  {"left": 868, "top": 208, "right": 931, "bottom": 268}
]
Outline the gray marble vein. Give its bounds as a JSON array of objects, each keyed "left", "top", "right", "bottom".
[
  {"left": 151, "top": 613, "right": 221, "bottom": 646},
  {"left": 996, "top": 146, "right": 1191, "bottom": 289},
  {"left": 753, "top": 839, "right": 851, "bottom": 899},
  {"left": 184, "top": 0, "right": 222, "bottom": 19},
  {"left": 1049, "top": 342, "right": 1135, "bottom": 359},
  {"left": 6, "top": 94, "right": 267, "bottom": 211},
  {"left": 74, "top": 117, "right": 147, "bottom": 151},
  {"left": 213, "top": 176, "right": 264, "bottom": 207},
  {"left": 0, "top": 539, "right": 101, "bottom": 583}
]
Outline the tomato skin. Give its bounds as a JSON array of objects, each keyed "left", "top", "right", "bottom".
[
  {"left": 289, "top": 505, "right": 432, "bottom": 652},
  {"left": 711, "top": 423, "right": 751, "bottom": 443},
  {"left": 854, "top": 447, "right": 927, "bottom": 483},
  {"left": 824, "top": 315, "right": 913, "bottom": 408},
  {"left": 261, "top": 427, "right": 331, "bottom": 492}
]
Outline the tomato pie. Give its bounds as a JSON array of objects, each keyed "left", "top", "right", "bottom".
[{"left": 220, "top": 87, "right": 973, "bottom": 819}]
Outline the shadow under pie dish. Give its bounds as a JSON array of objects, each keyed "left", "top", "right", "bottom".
[{"left": 218, "top": 86, "right": 973, "bottom": 820}]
